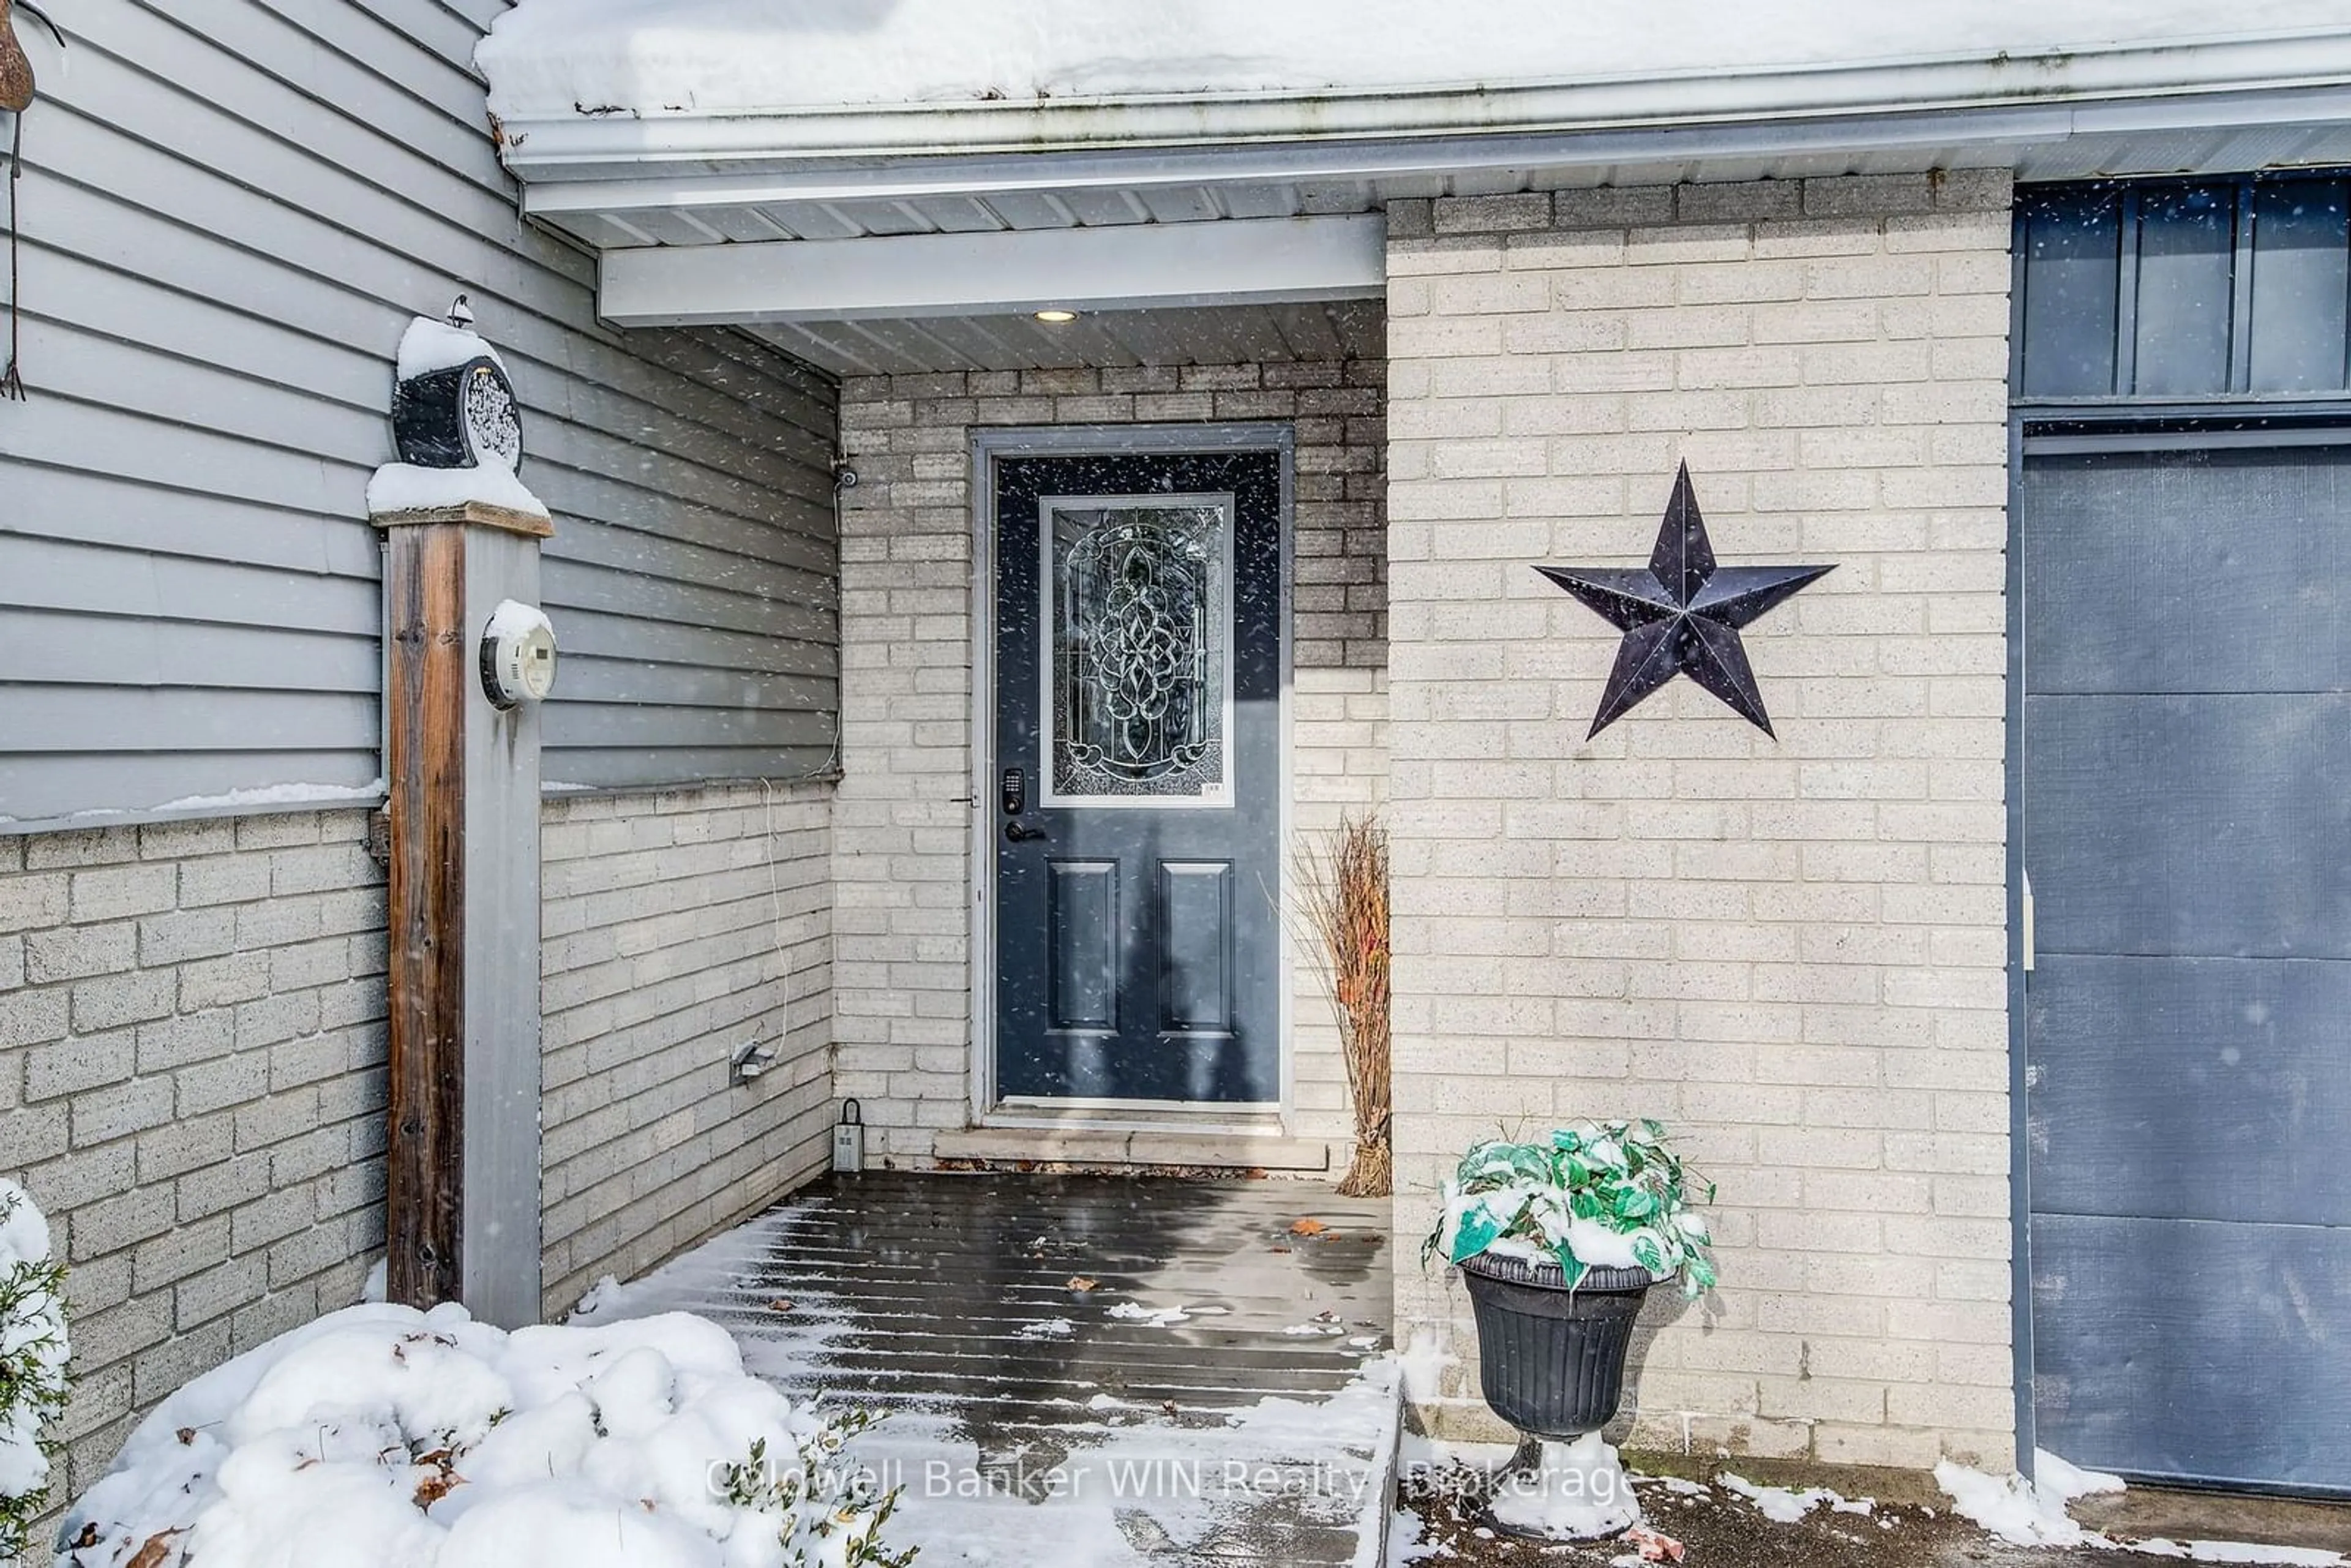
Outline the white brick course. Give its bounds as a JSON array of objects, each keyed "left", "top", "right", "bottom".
[
  {"left": 538, "top": 782, "right": 835, "bottom": 1316},
  {"left": 834, "top": 361, "right": 1389, "bottom": 1163},
  {"left": 1386, "top": 174, "right": 2015, "bottom": 1471},
  {"left": 0, "top": 812, "right": 385, "bottom": 1507}
]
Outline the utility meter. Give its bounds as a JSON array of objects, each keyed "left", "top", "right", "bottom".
[{"left": 481, "top": 599, "right": 558, "bottom": 709}]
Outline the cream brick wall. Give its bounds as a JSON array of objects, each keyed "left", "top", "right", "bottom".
[
  {"left": 1385, "top": 174, "right": 2015, "bottom": 1471},
  {"left": 539, "top": 781, "right": 834, "bottom": 1315},
  {"left": 833, "top": 361, "right": 1388, "bottom": 1163},
  {"left": 0, "top": 814, "right": 385, "bottom": 1507}
]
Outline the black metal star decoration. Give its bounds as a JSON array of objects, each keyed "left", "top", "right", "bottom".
[{"left": 1535, "top": 462, "right": 1834, "bottom": 739}]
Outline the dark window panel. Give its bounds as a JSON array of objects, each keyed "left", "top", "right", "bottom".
[
  {"left": 2249, "top": 179, "right": 2351, "bottom": 394},
  {"left": 2132, "top": 183, "right": 2238, "bottom": 397},
  {"left": 2020, "top": 187, "right": 2122, "bottom": 399}
]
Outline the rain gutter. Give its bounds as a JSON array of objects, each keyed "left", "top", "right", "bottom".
[{"left": 490, "top": 32, "right": 2351, "bottom": 205}]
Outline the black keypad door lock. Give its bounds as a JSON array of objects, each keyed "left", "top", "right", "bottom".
[{"left": 1002, "top": 767, "right": 1026, "bottom": 815}]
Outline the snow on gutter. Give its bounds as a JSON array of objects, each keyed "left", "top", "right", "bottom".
[{"left": 489, "top": 32, "right": 2351, "bottom": 181}]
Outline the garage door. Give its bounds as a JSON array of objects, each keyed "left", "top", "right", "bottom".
[{"left": 2022, "top": 443, "right": 2351, "bottom": 1494}]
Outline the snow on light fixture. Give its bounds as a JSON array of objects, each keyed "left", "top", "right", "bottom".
[{"left": 1033, "top": 308, "right": 1079, "bottom": 323}]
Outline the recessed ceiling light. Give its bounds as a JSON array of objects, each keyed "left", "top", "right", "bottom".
[{"left": 1033, "top": 308, "right": 1079, "bottom": 323}]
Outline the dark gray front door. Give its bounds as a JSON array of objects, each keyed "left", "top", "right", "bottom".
[
  {"left": 991, "top": 448, "right": 1282, "bottom": 1105},
  {"left": 2022, "top": 443, "right": 2351, "bottom": 1494}
]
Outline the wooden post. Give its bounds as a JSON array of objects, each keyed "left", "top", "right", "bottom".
[
  {"left": 384, "top": 522, "right": 468, "bottom": 1307},
  {"left": 375, "top": 500, "right": 552, "bottom": 1322}
]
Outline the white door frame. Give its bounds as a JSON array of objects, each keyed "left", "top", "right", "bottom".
[{"left": 968, "top": 423, "right": 1296, "bottom": 1130}]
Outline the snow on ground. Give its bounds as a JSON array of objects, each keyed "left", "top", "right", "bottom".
[
  {"left": 1487, "top": 1432, "right": 1640, "bottom": 1540},
  {"left": 2038, "top": 1448, "right": 2129, "bottom": 1501},
  {"left": 568, "top": 1194, "right": 1401, "bottom": 1567},
  {"left": 1104, "top": 1301, "right": 1191, "bottom": 1328},
  {"left": 1384, "top": 1506, "right": 1437, "bottom": 1567},
  {"left": 1937, "top": 1457, "right": 2347, "bottom": 1566},
  {"left": 834, "top": 1359, "right": 1401, "bottom": 1567},
  {"left": 56, "top": 1302, "right": 906, "bottom": 1568},
  {"left": 1717, "top": 1470, "right": 1872, "bottom": 1523},
  {"left": 480, "top": 1, "right": 2351, "bottom": 121}
]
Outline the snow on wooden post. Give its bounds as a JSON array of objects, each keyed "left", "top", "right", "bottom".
[{"left": 369, "top": 309, "right": 552, "bottom": 1328}]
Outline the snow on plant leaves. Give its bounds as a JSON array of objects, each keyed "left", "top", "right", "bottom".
[
  {"left": 1449, "top": 1205, "right": 1504, "bottom": 1266},
  {"left": 1427, "top": 1120, "right": 1719, "bottom": 1298}
]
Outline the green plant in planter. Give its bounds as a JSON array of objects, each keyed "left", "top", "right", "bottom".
[{"left": 1424, "top": 1119, "right": 1718, "bottom": 1297}]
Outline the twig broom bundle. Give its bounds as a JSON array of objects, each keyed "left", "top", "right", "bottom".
[{"left": 1294, "top": 812, "right": 1390, "bottom": 1197}]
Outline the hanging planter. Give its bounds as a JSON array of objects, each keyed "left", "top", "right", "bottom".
[{"left": 1425, "top": 1120, "right": 1718, "bottom": 1540}]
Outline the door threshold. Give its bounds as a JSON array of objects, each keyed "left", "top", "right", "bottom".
[{"left": 937, "top": 1122, "right": 1334, "bottom": 1174}]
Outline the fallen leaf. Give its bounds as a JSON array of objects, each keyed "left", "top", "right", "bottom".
[
  {"left": 413, "top": 1469, "right": 464, "bottom": 1509},
  {"left": 1621, "top": 1523, "right": 1685, "bottom": 1562},
  {"left": 125, "top": 1529, "right": 181, "bottom": 1568},
  {"left": 174, "top": 1427, "right": 196, "bottom": 1446},
  {"left": 70, "top": 1523, "right": 99, "bottom": 1549},
  {"left": 1289, "top": 1217, "right": 1327, "bottom": 1236},
  {"left": 1269, "top": 1246, "right": 1291, "bottom": 1255},
  {"left": 765, "top": 1298, "right": 795, "bottom": 1313},
  {"left": 1066, "top": 1276, "right": 1097, "bottom": 1292}
]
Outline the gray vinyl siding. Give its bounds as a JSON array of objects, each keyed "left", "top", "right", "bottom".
[{"left": 0, "top": 0, "right": 839, "bottom": 829}]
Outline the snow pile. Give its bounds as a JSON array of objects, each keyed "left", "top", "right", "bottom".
[
  {"left": 1105, "top": 1301, "right": 1190, "bottom": 1328},
  {"left": 58, "top": 1302, "right": 910, "bottom": 1568},
  {"left": 2037, "top": 1447, "right": 2127, "bottom": 1501},
  {"left": 1717, "top": 1472, "right": 1870, "bottom": 1523},
  {"left": 368, "top": 461, "right": 550, "bottom": 521},
  {"left": 0, "top": 1182, "right": 70, "bottom": 1563},
  {"left": 1488, "top": 1431, "right": 1641, "bottom": 1540},
  {"left": 1395, "top": 1330, "right": 1455, "bottom": 1407},
  {"left": 1938, "top": 1459, "right": 2104, "bottom": 1548},
  {"left": 398, "top": 318, "right": 508, "bottom": 383},
  {"left": 1937, "top": 1458, "right": 2345, "bottom": 1566},
  {"left": 479, "top": 0, "right": 2351, "bottom": 121},
  {"left": 369, "top": 315, "right": 549, "bottom": 523}
]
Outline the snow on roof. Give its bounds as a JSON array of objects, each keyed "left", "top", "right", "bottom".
[{"left": 479, "top": 0, "right": 2351, "bottom": 122}]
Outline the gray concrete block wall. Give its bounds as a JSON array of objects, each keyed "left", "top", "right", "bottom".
[
  {"left": 539, "top": 781, "right": 836, "bottom": 1316},
  {"left": 831, "top": 361, "right": 1389, "bottom": 1165},
  {"left": 0, "top": 812, "right": 386, "bottom": 1507},
  {"left": 1385, "top": 174, "right": 2016, "bottom": 1470}
]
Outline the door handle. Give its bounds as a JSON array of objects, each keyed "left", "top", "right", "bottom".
[{"left": 1004, "top": 821, "right": 1048, "bottom": 843}]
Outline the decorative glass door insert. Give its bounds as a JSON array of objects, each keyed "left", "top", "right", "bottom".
[{"left": 1040, "top": 494, "right": 1234, "bottom": 807}]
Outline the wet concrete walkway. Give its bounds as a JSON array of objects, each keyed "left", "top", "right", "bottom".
[{"left": 580, "top": 1172, "right": 1401, "bottom": 1567}]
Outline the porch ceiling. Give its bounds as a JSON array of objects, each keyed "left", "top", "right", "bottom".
[{"left": 737, "top": 298, "right": 1385, "bottom": 379}]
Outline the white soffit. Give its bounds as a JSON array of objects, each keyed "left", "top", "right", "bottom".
[
  {"left": 739, "top": 299, "right": 1386, "bottom": 378},
  {"left": 598, "top": 214, "right": 1388, "bottom": 328}
]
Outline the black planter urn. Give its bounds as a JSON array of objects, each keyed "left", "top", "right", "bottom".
[
  {"left": 1458, "top": 1250, "right": 1652, "bottom": 1438},
  {"left": 1460, "top": 1250, "right": 1656, "bottom": 1539}
]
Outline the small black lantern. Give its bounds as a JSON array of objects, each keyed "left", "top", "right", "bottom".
[{"left": 390, "top": 295, "right": 524, "bottom": 471}]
